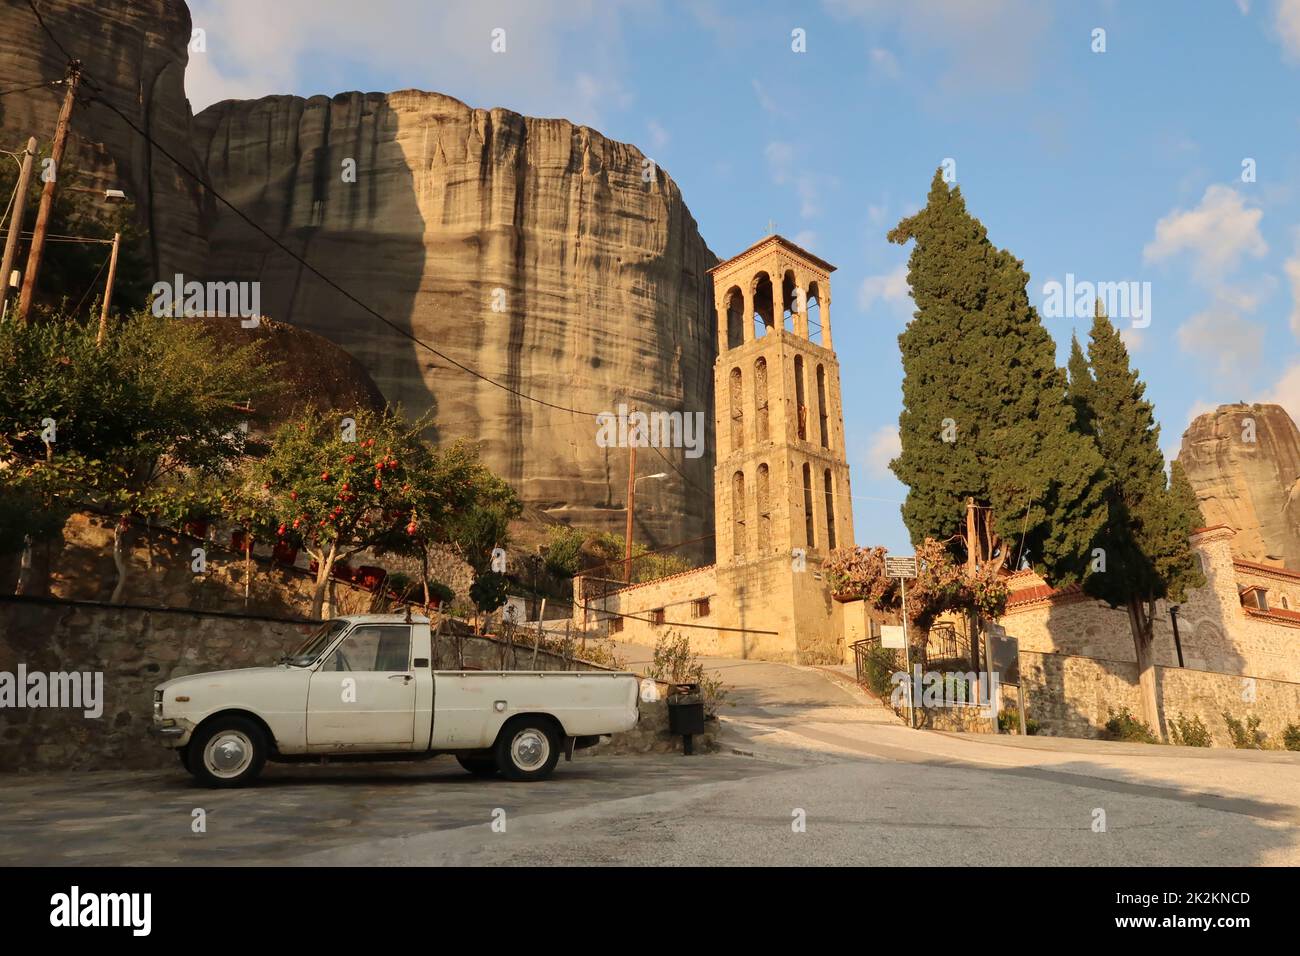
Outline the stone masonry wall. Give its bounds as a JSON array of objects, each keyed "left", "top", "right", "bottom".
[{"left": 1019, "top": 650, "right": 1300, "bottom": 747}]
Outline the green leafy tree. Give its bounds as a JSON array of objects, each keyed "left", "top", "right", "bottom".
[
  {"left": 1071, "top": 303, "right": 1206, "bottom": 734},
  {"left": 244, "top": 408, "right": 520, "bottom": 619},
  {"left": 887, "top": 171, "right": 1107, "bottom": 668},
  {"left": 0, "top": 311, "right": 274, "bottom": 597},
  {"left": 888, "top": 171, "right": 1107, "bottom": 587}
]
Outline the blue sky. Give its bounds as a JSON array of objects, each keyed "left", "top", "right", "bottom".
[{"left": 186, "top": 0, "right": 1300, "bottom": 553}]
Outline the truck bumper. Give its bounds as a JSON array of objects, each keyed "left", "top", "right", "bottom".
[{"left": 149, "top": 722, "right": 190, "bottom": 748}]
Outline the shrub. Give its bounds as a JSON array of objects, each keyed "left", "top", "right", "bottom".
[
  {"left": 1102, "top": 708, "right": 1158, "bottom": 743},
  {"left": 1283, "top": 723, "right": 1300, "bottom": 752},
  {"left": 646, "top": 630, "right": 727, "bottom": 714},
  {"left": 998, "top": 707, "right": 1040, "bottom": 735},
  {"left": 1168, "top": 713, "right": 1211, "bottom": 747},
  {"left": 1222, "top": 711, "right": 1265, "bottom": 749},
  {"left": 861, "top": 643, "right": 901, "bottom": 700}
]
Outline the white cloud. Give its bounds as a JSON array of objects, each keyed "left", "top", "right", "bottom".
[
  {"left": 765, "top": 141, "right": 795, "bottom": 184},
  {"left": 869, "top": 47, "right": 901, "bottom": 79},
  {"left": 1284, "top": 230, "right": 1300, "bottom": 340},
  {"left": 1277, "top": 0, "right": 1300, "bottom": 61},
  {"left": 764, "top": 141, "right": 825, "bottom": 222},
  {"left": 858, "top": 263, "right": 911, "bottom": 314},
  {"left": 825, "top": 0, "right": 1052, "bottom": 95},
  {"left": 1177, "top": 306, "right": 1265, "bottom": 381},
  {"left": 865, "top": 425, "right": 902, "bottom": 478},
  {"left": 646, "top": 120, "right": 670, "bottom": 151},
  {"left": 1265, "top": 362, "right": 1300, "bottom": 423},
  {"left": 1120, "top": 327, "right": 1144, "bottom": 353},
  {"left": 183, "top": 0, "right": 637, "bottom": 128},
  {"left": 793, "top": 230, "right": 819, "bottom": 250},
  {"left": 1237, "top": 0, "right": 1251, "bottom": 14},
  {"left": 752, "top": 78, "right": 786, "bottom": 117},
  {"left": 1143, "top": 185, "right": 1267, "bottom": 278}
]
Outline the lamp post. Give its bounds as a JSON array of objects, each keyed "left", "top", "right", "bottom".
[{"left": 623, "top": 470, "right": 668, "bottom": 582}]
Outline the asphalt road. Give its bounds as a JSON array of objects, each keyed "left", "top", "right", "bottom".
[{"left": 1, "top": 645, "right": 1297, "bottom": 866}]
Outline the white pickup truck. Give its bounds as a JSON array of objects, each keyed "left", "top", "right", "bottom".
[{"left": 151, "top": 613, "right": 639, "bottom": 787}]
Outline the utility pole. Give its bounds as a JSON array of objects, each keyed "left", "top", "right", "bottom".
[
  {"left": 95, "top": 230, "right": 120, "bottom": 346},
  {"left": 623, "top": 406, "right": 638, "bottom": 583},
  {"left": 17, "top": 60, "right": 81, "bottom": 324},
  {"left": 0, "top": 137, "right": 37, "bottom": 319},
  {"left": 966, "top": 496, "right": 981, "bottom": 671}
]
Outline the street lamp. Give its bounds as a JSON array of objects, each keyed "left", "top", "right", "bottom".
[{"left": 624, "top": 471, "right": 668, "bottom": 582}]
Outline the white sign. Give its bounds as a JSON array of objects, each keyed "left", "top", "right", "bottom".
[
  {"left": 880, "top": 625, "right": 905, "bottom": 649},
  {"left": 884, "top": 556, "right": 917, "bottom": 579}
]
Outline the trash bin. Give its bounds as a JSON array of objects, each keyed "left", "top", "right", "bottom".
[{"left": 667, "top": 682, "right": 704, "bottom": 755}]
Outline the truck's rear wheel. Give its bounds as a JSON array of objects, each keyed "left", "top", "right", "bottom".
[
  {"left": 456, "top": 755, "right": 499, "bottom": 778},
  {"left": 187, "top": 716, "right": 267, "bottom": 788},
  {"left": 495, "top": 717, "right": 561, "bottom": 781}
]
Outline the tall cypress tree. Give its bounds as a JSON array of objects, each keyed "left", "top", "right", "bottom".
[
  {"left": 1067, "top": 333, "right": 1095, "bottom": 436},
  {"left": 888, "top": 171, "right": 1106, "bottom": 591},
  {"left": 1074, "top": 301, "right": 1206, "bottom": 735}
]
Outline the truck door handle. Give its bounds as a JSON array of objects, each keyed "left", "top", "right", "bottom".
[{"left": 388, "top": 674, "right": 412, "bottom": 682}]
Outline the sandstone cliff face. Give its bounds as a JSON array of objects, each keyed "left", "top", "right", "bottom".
[
  {"left": 193, "top": 91, "right": 717, "bottom": 552},
  {"left": 1178, "top": 403, "right": 1300, "bottom": 569},
  {"left": 0, "top": 0, "right": 209, "bottom": 278}
]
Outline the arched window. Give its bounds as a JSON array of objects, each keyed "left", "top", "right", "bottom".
[
  {"left": 802, "top": 462, "right": 815, "bottom": 549},
  {"left": 732, "top": 470, "right": 747, "bottom": 557},
  {"left": 794, "top": 355, "right": 807, "bottom": 441},
  {"left": 724, "top": 286, "right": 744, "bottom": 349},
  {"left": 816, "top": 363, "right": 829, "bottom": 448},
  {"left": 729, "top": 367, "right": 744, "bottom": 451},
  {"left": 755, "top": 357, "right": 769, "bottom": 442},
  {"left": 823, "top": 469, "right": 836, "bottom": 550},
  {"left": 752, "top": 272, "right": 775, "bottom": 339},
  {"left": 757, "top": 463, "right": 771, "bottom": 552}
]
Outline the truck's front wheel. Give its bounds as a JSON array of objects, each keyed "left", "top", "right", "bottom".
[
  {"left": 494, "top": 718, "right": 561, "bottom": 781},
  {"left": 187, "top": 716, "right": 267, "bottom": 788}
]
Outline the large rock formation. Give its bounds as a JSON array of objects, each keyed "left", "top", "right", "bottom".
[
  {"left": 0, "top": 0, "right": 718, "bottom": 554},
  {"left": 193, "top": 91, "right": 717, "bottom": 552},
  {"left": 0, "top": 0, "right": 210, "bottom": 279},
  {"left": 1177, "top": 403, "right": 1300, "bottom": 569}
]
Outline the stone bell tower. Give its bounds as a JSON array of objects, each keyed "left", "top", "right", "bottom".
[{"left": 707, "top": 235, "right": 855, "bottom": 663}]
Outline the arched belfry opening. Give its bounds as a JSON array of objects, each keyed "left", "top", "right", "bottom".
[
  {"left": 807, "top": 281, "right": 822, "bottom": 346},
  {"left": 752, "top": 272, "right": 775, "bottom": 339},
  {"left": 723, "top": 286, "right": 744, "bottom": 350},
  {"left": 782, "top": 270, "right": 797, "bottom": 334}
]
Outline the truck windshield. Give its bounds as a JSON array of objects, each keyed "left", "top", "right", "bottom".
[{"left": 282, "top": 620, "right": 349, "bottom": 666}]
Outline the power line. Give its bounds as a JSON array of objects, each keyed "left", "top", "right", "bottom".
[{"left": 0, "top": 79, "right": 61, "bottom": 98}]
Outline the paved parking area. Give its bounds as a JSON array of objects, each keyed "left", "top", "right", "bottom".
[{"left": 0, "top": 752, "right": 783, "bottom": 865}]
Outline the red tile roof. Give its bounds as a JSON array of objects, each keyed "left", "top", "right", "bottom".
[
  {"left": 1242, "top": 605, "right": 1300, "bottom": 628},
  {"left": 1004, "top": 581, "right": 1085, "bottom": 611}
]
